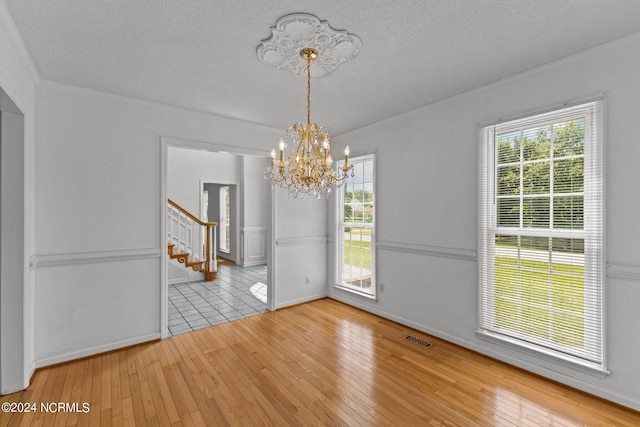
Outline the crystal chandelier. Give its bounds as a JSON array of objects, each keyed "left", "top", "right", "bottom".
[{"left": 265, "top": 48, "right": 353, "bottom": 198}]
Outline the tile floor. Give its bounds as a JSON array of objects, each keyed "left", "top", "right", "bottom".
[{"left": 168, "top": 264, "right": 268, "bottom": 336}]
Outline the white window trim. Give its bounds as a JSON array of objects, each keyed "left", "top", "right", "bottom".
[
  {"left": 334, "top": 153, "right": 377, "bottom": 299},
  {"left": 478, "top": 97, "right": 607, "bottom": 375},
  {"left": 219, "top": 185, "right": 230, "bottom": 254}
]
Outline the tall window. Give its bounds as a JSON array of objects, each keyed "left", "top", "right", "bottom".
[
  {"left": 336, "top": 154, "right": 376, "bottom": 297},
  {"left": 479, "top": 100, "right": 604, "bottom": 370},
  {"left": 219, "top": 186, "right": 230, "bottom": 253}
]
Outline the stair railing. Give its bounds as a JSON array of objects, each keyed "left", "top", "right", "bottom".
[{"left": 167, "top": 199, "right": 217, "bottom": 281}]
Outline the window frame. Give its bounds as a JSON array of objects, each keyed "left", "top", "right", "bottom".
[
  {"left": 219, "top": 185, "right": 230, "bottom": 253},
  {"left": 477, "top": 98, "right": 607, "bottom": 375},
  {"left": 335, "top": 153, "right": 377, "bottom": 299}
]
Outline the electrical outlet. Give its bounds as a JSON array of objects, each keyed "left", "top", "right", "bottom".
[
  {"left": 380, "top": 283, "right": 385, "bottom": 293},
  {"left": 305, "top": 275, "right": 310, "bottom": 284}
]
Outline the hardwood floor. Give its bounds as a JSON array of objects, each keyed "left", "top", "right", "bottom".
[{"left": 2, "top": 298, "right": 639, "bottom": 426}]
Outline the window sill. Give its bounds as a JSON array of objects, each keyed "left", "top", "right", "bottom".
[
  {"left": 476, "top": 329, "right": 610, "bottom": 379},
  {"left": 333, "top": 284, "right": 378, "bottom": 301}
]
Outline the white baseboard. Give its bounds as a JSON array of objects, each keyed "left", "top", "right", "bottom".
[
  {"left": 35, "top": 333, "right": 161, "bottom": 368},
  {"left": 25, "top": 360, "right": 36, "bottom": 388},
  {"left": 274, "top": 292, "right": 327, "bottom": 310},
  {"left": 169, "top": 276, "right": 203, "bottom": 285},
  {"left": 0, "top": 359, "right": 36, "bottom": 395},
  {"left": 241, "top": 260, "right": 267, "bottom": 267}
]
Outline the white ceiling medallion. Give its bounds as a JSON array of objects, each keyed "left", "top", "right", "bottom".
[{"left": 257, "top": 13, "right": 362, "bottom": 78}]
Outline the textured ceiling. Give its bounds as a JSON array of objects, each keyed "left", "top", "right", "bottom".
[{"left": 5, "top": 0, "right": 640, "bottom": 135}]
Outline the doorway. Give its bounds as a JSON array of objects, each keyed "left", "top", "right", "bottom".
[
  {"left": 201, "top": 182, "right": 238, "bottom": 264},
  {"left": 161, "top": 138, "right": 274, "bottom": 338}
]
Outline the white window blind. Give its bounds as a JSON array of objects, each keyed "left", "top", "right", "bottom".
[
  {"left": 336, "top": 154, "right": 376, "bottom": 297},
  {"left": 478, "top": 99, "right": 604, "bottom": 370}
]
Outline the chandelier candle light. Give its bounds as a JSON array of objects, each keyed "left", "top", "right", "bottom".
[{"left": 258, "top": 13, "right": 362, "bottom": 198}]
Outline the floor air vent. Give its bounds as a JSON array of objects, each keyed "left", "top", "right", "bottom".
[{"left": 406, "top": 335, "right": 433, "bottom": 348}]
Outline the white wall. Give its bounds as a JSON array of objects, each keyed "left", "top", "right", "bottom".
[
  {"left": 31, "top": 81, "right": 283, "bottom": 365},
  {"left": 32, "top": 79, "right": 327, "bottom": 367},
  {"left": 168, "top": 148, "right": 239, "bottom": 259},
  {"left": 273, "top": 191, "right": 328, "bottom": 308},
  {"left": 241, "top": 156, "right": 270, "bottom": 228},
  {"left": 329, "top": 32, "right": 640, "bottom": 410},
  {"left": 240, "top": 156, "right": 269, "bottom": 266},
  {"left": 168, "top": 148, "right": 240, "bottom": 217},
  {"left": 0, "top": 1, "right": 38, "bottom": 394}
]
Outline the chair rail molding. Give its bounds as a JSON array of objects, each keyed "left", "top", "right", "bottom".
[
  {"left": 607, "top": 262, "right": 640, "bottom": 282},
  {"left": 377, "top": 240, "right": 477, "bottom": 262},
  {"left": 31, "top": 248, "right": 161, "bottom": 269},
  {"left": 275, "top": 235, "right": 328, "bottom": 247}
]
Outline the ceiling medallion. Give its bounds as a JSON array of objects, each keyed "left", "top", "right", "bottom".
[{"left": 257, "top": 13, "right": 362, "bottom": 78}]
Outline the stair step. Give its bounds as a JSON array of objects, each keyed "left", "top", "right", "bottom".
[
  {"left": 167, "top": 243, "right": 215, "bottom": 281},
  {"left": 169, "top": 252, "right": 190, "bottom": 260}
]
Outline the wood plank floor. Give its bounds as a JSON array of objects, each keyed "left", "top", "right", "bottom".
[{"left": 2, "top": 298, "right": 639, "bottom": 426}]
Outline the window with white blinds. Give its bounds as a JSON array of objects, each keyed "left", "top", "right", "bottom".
[{"left": 478, "top": 99, "right": 605, "bottom": 370}]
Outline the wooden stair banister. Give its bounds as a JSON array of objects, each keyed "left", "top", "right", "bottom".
[{"left": 167, "top": 199, "right": 218, "bottom": 281}]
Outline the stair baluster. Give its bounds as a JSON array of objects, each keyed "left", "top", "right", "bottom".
[{"left": 167, "top": 199, "right": 218, "bottom": 281}]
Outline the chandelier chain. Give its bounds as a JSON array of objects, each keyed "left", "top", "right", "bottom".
[{"left": 306, "top": 57, "right": 311, "bottom": 125}]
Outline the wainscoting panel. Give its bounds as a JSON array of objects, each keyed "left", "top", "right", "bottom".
[
  {"left": 241, "top": 226, "right": 267, "bottom": 266},
  {"left": 33, "top": 256, "right": 161, "bottom": 366}
]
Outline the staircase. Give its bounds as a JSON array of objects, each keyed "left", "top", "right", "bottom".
[
  {"left": 167, "top": 243, "right": 205, "bottom": 270},
  {"left": 167, "top": 199, "right": 218, "bottom": 281}
]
